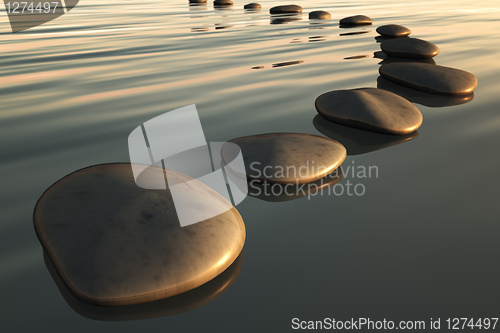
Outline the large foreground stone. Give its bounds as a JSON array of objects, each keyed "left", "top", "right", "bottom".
[
  {"left": 222, "top": 133, "right": 346, "bottom": 185},
  {"left": 381, "top": 37, "right": 439, "bottom": 59},
  {"left": 379, "top": 63, "right": 478, "bottom": 96},
  {"left": 315, "top": 88, "right": 423, "bottom": 135},
  {"left": 34, "top": 163, "right": 246, "bottom": 306}
]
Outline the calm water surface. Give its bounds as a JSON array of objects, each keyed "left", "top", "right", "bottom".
[{"left": 1, "top": 0, "right": 500, "bottom": 331}]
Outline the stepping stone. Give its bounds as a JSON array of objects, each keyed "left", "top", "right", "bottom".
[
  {"left": 214, "top": 0, "right": 233, "bottom": 6},
  {"left": 244, "top": 3, "right": 261, "bottom": 10},
  {"left": 339, "top": 15, "right": 372, "bottom": 26},
  {"left": 221, "top": 133, "right": 346, "bottom": 185},
  {"left": 315, "top": 88, "right": 423, "bottom": 135},
  {"left": 34, "top": 164, "right": 246, "bottom": 306},
  {"left": 379, "top": 63, "right": 478, "bottom": 96},
  {"left": 309, "top": 10, "right": 331, "bottom": 20},
  {"left": 377, "top": 76, "right": 474, "bottom": 107},
  {"left": 189, "top": 0, "right": 207, "bottom": 3},
  {"left": 270, "top": 4, "right": 302, "bottom": 14},
  {"left": 313, "top": 115, "right": 419, "bottom": 155},
  {"left": 381, "top": 38, "right": 439, "bottom": 59},
  {"left": 376, "top": 24, "right": 411, "bottom": 37}
]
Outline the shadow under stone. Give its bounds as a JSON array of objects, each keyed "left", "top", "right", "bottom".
[
  {"left": 374, "top": 35, "right": 409, "bottom": 43},
  {"left": 374, "top": 51, "right": 436, "bottom": 65},
  {"left": 248, "top": 168, "right": 344, "bottom": 202},
  {"left": 44, "top": 250, "right": 244, "bottom": 321},
  {"left": 313, "top": 115, "right": 419, "bottom": 155},
  {"left": 339, "top": 31, "right": 370, "bottom": 36},
  {"left": 377, "top": 76, "right": 474, "bottom": 108},
  {"left": 271, "top": 14, "right": 302, "bottom": 25}
]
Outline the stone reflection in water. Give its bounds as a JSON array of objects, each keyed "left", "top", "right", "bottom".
[
  {"left": 309, "top": 36, "right": 327, "bottom": 43},
  {"left": 377, "top": 76, "right": 474, "bottom": 108},
  {"left": 309, "top": 22, "right": 328, "bottom": 30},
  {"left": 271, "top": 14, "right": 302, "bottom": 25},
  {"left": 215, "top": 23, "right": 233, "bottom": 30},
  {"left": 374, "top": 51, "right": 436, "bottom": 65},
  {"left": 189, "top": 2, "right": 207, "bottom": 10},
  {"left": 313, "top": 115, "right": 419, "bottom": 155},
  {"left": 247, "top": 168, "right": 344, "bottom": 202},
  {"left": 339, "top": 31, "right": 370, "bottom": 36},
  {"left": 344, "top": 55, "right": 369, "bottom": 60},
  {"left": 192, "top": 27, "right": 210, "bottom": 32},
  {"left": 44, "top": 251, "right": 244, "bottom": 321},
  {"left": 272, "top": 60, "right": 303, "bottom": 68},
  {"left": 375, "top": 35, "right": 409, "bottom": 43}
]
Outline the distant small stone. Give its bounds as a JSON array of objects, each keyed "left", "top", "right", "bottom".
[
  {"left": 379, "top": 63, "right": 478, "bottom": 96},
  {"left": 189, "top": 0, "right": 207, "bottom": 3},
  {"left": 315, "top": 88, "right": 423, "bottom": 135},
  {"left": 214, "top": 0, "right": 233, "bottom": 6},
  {"left": 270, "top": 4, "right": 302, "bottom": 14},
  {"left": 376, "top": 24, "right": 411, "bottom": 38},
  {"left": 381, "top": 38, "right": 439, "bottom": 59},
  {"left": 309, "top": 10, "right": 331, "bottom": 20},
  {"left": 339, "top": 15, "right": 372, "bottom": 26},
  {"left": 244, "top": 3, "right": 261, "bottom": 9}
]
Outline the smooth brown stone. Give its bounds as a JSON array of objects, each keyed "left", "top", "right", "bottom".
[
  {"left": 214, "top": 0, "right": 233, "bottom": 6},
  {"left": 339, "top": 15, "right": 373, "bottom": 26},
  {"left": 379, "top": 63, "right": 478, "bottom": 96},
  {"left": 222, "top": 133, "right": 346, "bottom": 185},
  {"left": 313, "top": 115, "right": 419, "bottom": 155},
  {"left": 315, "top": 88, "right": 423, "bottom": 135},
  {"left": 381, "top": 38, "right": 439, "bottom": 59},
  {"left": 34, "top": 163, "right": 246, "bottom": 306},
  {"left": 309, "top": 10, "right": 331, "bottom": 20},
  {"left": 270, "top": 4, "right": 302, "bottom": 14},
  {"left": 244, "top": 2, "right": 261, "bottom": 9},
  {"left": 376, "top": 24, "right": 411, "bottom": 37}
]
